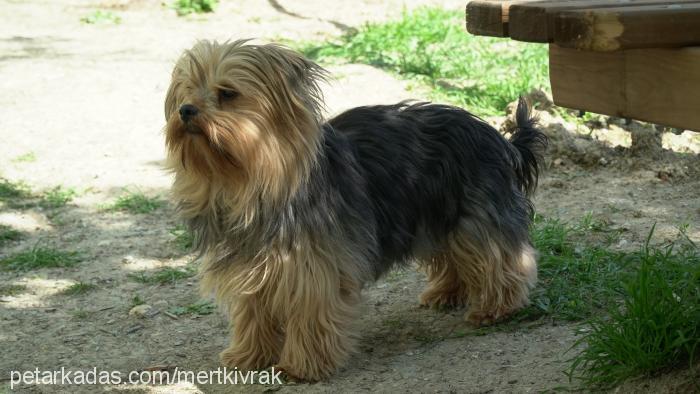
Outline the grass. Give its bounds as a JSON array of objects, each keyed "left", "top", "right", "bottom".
[
  {"left": 107, "top": 190, "right": 164, "bottom": 214},
  {"left": 0, "top": 178, "right": 31, "bottom": 202},
  {"left": 71, "top": 309, "right": 92, "bottom": 320},
  {"left": 0, "top": 246, "right": 81, "bottom": 271},
  {"left": 171, "top": 0, "right": 217, "bottom": 16},
  {"left": 0, "top": 224, "right": 22, "bottom": 245},
  {"left": 517, "top": 215, "right": 630, "bottom": 322},
  {"left": 40, "top": 186, "right": 77, "bottom": 209},
  {"left": 62, "top": 282, "right": 98, "bottom": 296},
  {"left": 0, "top": 284, "right": 27, "bottom": 296},
  {"left": 128, "top": 267, "right": 195, "bottom": 285},
  {"left": 11, "top": 152, "right": 36, "bottom": 163},
  {"left": 80, "top": 10, "right": 121, "bottom": 24},
  {"left": 298, "top": 7, "right": 549, "bottom": 116},
  {"left": 567, "top": 230, "right": 700, "bottom": 389},
  {"left": 131, "top": 295, "right": 146, "bottom": 307},
  {"left": 170, "top": 224, "right": 194, "bottom": 251},
  {"left": 168, "top": 300, "right": 215, "bottom": 316}
]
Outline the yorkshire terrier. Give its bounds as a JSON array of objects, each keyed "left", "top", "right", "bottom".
[{"left": 164, "top": 40, "right": 546, "bottom": 381}]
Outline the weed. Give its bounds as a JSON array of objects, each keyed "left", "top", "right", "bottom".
[
  {"left": 107, "top": 190, "right": 164, "bottom": 214},
  {"left": 299, "top": 8, "right": 548, "bottom": 116},
  {"left": 128, "top": 267, "right": 195, "bottom": 285},
  {"left": 11, "top": 152, "right": 36, "bottom": 163},
  {"left": 0, "top": 284, "right": 27, "bottom": 296},
  {"left": 0, "top": 246, "right": 81, "bottom": 271},
  {"left": 170, "top": 225, "right": 194, "bottom": 251},
  {"left": 568, "top": 229, "right": 700, "bottom": 388},
  {"left": 171, "top": 0, "right": 217, "bottom": 16},
  {"left": 168, "top": 300, "right": 215, "bottom": 316},
  {"left": 41, "top": 186, "right": 77, "bottom": 209},
  {"left": 62, "top": 282, "right": 98, "bottom": 296},
  {"left": 0, "top": 224, "right": 22, "bottom": 245},
  {"left": 80, "top": 10, "right": 121, "bottom": 24}
]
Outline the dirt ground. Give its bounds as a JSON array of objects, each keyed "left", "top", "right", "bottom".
[{"left": 1, "top": 1, "right": 699, "bottom": 393}]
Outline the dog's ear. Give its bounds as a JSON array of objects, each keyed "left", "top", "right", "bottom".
[{"left": 260, "top": 43, "right": 329, "bottom": 118}]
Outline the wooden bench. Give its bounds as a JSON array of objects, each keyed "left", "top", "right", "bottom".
[{"left": 466, "top": 0, "right": 700, "bottom": 131}]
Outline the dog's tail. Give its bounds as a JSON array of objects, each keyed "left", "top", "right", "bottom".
[{"left": 509, "top": 97, "right": 547, "bottom": 196}]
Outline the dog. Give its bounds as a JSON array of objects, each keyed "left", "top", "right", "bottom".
[{"left": 164, "top": 39, "right": 546, "bottom": 381}]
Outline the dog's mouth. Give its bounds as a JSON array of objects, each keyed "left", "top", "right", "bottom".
[{"left": 184, "top": 123, "right": 205, "bottom": 136}]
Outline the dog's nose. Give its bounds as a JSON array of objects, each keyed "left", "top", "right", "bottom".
[{"left": 179, "top": 104, "right": 199, "bottom": 122}]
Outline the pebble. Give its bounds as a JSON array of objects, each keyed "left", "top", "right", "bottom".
[
  {"left": 129, "top": 304, "right": 153, "bottom": 318},
  {"left": 122, "top": 255, "right": 136, "bottom": 264}
]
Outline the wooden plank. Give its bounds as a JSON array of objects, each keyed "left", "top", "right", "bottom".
[
  {"left": 466, "top": 0, "right": 536, "bottom": 37},
  {"left": 554, "top": 3, "right": 700, "bottom": 50},
  {"left": 549, "top": 44, "right": 700, "bottom": 131},
  {"left": 509, "top": 0, "right": 700, "bottom": 43}
]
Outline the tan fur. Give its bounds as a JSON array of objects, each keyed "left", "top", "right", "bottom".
[
  {"left": 164, "top": 40, "right": 325, "bottom": 224},
  {"left": 420, "top": 219, "right": 537, "bottom": 326},
  {"left": 199, "top": 234, "right": 363, "bottom": 380}
]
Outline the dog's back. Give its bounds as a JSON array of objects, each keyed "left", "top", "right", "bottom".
[{"left": 326, "top": 99, "right": 546, "bottom": 274}]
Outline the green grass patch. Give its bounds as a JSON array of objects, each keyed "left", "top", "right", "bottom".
[
  {"left": 128, "top": 267, "right": 195, "bottom": 285},
  {"left": 107, "top": 191, "right": 164, "bottom": 214},
  {"left": 71, "top": 309, "right": 92, "bottom": 320},
  {"left": 568, "top": 230, "right": 700, "bottom": 388},
  {"left": 517, "top": 215, "right": 630, "bottom": 322},
  {"left": 168, "top": 300, "right": 215, "bottom": 316},
  {"left": 0, "top": 178, "right": 31, "bottom": 202},
  {"left": 0, "top": 284, "right": 27, "bottom": 296},
  {"left": 0, "top": 224, "right": 22, "bottom": 245},
  {"left": 11, "top": 152, "right": 36, "bottom": 163},
  {"left": 62, "top": 282, "right": 98, "bottom": 296},
  {"left": 131, "top": 295, "right": 146, "bottom": 307},
  {"left": 0, "top": 246, "right": 81, "bottom": 271},
  {"left": 170, "top": 224, "right": 194, "bottom": 251},
  {"left": 80, "top": 10, "right": 121, "bottom": 24},
  {"left": 298, "top": 7, "right": 549, "bottom": 116},
  {"left": 40, "top": 186, "right": 77, "bottom": 209},
  {"left": 171, "top": 0, "right": 217, "bottom": 16}
]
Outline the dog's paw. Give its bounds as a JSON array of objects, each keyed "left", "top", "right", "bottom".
[
  {"left": 220, "top": 347, "right": 272, "bottom": 371},
  {"left": 464, "top": 308, "right": 513, "bottom": 327},
  {"left": 419, "top": 290, "right": 467, "bottom": 309}
]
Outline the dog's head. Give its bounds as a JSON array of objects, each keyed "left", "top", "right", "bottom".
[{"left": 164, "top": 40, "right": 327, "bottom": 199}]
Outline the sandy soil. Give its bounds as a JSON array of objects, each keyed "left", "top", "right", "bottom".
[{"left": 1, "top": 1, "right": 699, "bottom": 393}]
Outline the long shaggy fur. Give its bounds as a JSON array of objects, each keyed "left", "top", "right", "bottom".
[{"left": 164, "top": 39, "right": 546, "bottom": 381}]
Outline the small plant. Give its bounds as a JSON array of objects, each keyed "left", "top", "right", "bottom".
[
  {"left": 128, "top": 267, "right": 195, "bottom": 285},
  {"left": 71, "top": 309, "right": 92, "bottom": 320},
  {"left": 0, "top": 224, "right": 22, "bottom": 245},
  {"left": 0, "top": 246, "right": 81, "bottom": 271},
  {"left": 0, "top": 178, "right": 31, "bottom": 201},
  {"left": 62, "top": 282, "right": 98, "bottom": 296},
  {"left": 168, "top": 300, "right": 215, "bottom": 316},
  {"left": 568, "top": 229, "right": 700, "bottom": 388},
  {"left": 80, "top": 10, "right": 121, "bottom": 24},
  {"left": 131, "top": 295, "right": 146, "bottom": 307},
  {"left": 107, "top": 190, "right": 164, "bottom": 214},
  {"left": 41, "top": 186, "right": 77, "bottom": 209},
  {"left": 11, "top": 152, "right": 36, "bottom": 163},
  {"left": 170, "top": 225, "right": 194, "bottom": 251},
  {"left": 0, "top": 284, "right": 27, "bottom": 296},
  {"left": 171, "top": 0, "right": 217, "bottom": 16}
]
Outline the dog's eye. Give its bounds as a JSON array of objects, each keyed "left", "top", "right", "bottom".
[{"left": 219, "top": 89, "right": 239, "bottom": 101}]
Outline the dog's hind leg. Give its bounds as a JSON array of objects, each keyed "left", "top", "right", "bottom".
[
  {"left": 423, "top": 218, "right": 537, "bottom": 326},
  {"left": 419, "top": 252, "right": 469, "bottom": 309}
]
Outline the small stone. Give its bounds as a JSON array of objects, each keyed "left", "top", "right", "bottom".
[
  {"left": 122, "top": 255, "right": 136, "bottom": 264},
  {"left": 598, "top": 157, "right": 608, "bottom": 166},
  {"left": 129, "top": 304, "right": 153, "bottom": 318},
  {"left": 553, "top": 158, "right": 564, "bottom": 167}
]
